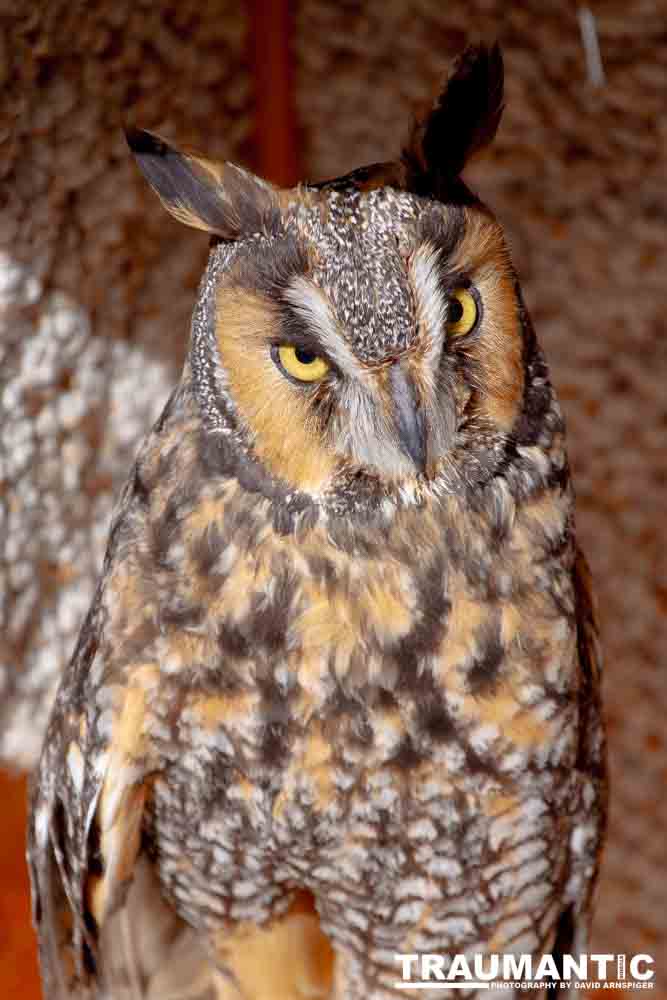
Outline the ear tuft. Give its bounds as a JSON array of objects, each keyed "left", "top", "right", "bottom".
[
  {"left": 403, "top": 43, "right": 504, "bottom": 198},
  {"left": 125, "top": 127, "right": 170, "bottom": 158},
  {"left": 125, "top": 128, "right": 280, "bottom": 240}
]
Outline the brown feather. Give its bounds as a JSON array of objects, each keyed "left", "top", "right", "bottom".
[
  {"left": 126, "top": 128, "right": 281, "bottom": 240},
  {"left": 403, "top": 42, "right": 504, "bottom": 198}
]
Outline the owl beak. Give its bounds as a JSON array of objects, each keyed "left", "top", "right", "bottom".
[{"left": 389, "top": 363, "right": 427, "bottom": 475}]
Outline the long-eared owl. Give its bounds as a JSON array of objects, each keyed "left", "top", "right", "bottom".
[{"left": 28, "top": 44, "right": 606, "bottom": 1000}]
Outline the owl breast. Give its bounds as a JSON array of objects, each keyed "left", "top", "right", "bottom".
[{"left": 107, "top": 413, "right": 592, "bottom": 982}]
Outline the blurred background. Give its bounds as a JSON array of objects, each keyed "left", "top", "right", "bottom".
[{"left": 0, "top": 1, "right": 665, "bottom": 996}]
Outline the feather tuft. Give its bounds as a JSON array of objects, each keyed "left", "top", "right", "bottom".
[{"left": 403, "top": 43, "right": 504, "bottom": 198}]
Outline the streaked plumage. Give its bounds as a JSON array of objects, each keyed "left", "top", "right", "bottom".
[{"left": 28, "top": 45, "right": 606, "bottom": 1000}]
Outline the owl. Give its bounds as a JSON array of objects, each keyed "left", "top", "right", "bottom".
[{"left": 28, "top": 45, "right": 606, "bottom": 1000}]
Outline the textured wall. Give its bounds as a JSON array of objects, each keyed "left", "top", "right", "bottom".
[
  {"left": 1, "top": 1, "right": 251, "bottom": 765},
  {"left": 1, "top": 0, "right": 665, "bottom": 994}
]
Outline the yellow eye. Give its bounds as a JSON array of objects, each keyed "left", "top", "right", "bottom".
[
  {"left": 275, "top": 344, "right": 330, "bottom": 383},
  {"left": 447, "top": 287, "right": 479, "bottom": 336}
]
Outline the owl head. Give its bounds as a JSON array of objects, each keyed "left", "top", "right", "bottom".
[{"left": 128, "top": 45, "right": 553, "bottom": 509}]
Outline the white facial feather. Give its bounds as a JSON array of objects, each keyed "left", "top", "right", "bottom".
[
  {"left": 284, "top": 251, "right": 458, "bottom": 479},
  {"left": 409, "top": 242, "right": 447, "bottom": 382},
  {"left": 336, "top": 380, "right": 416, "bottom": 479},
  {"left": 285, "top": 275, "right": 416, "bottom": 476},
  {"left": 284, "top": 276, "right": 363, "bottom": 381}
]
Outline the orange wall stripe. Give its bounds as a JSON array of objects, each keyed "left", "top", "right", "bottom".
[{"left": 0, "top": 771, "right": 41, "bottom": 1000}]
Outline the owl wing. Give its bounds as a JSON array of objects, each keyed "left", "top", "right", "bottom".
[
  {"left": 550, "top": 548, "right": 607, "bottom": 976},
  {"left": 28, "top": 696, "right": 231, "bottom": 1000},
  {"left": 571, "top": 543, "right": 608, "bottom": 873},
  {"left": 27, "top": 595, "right": 229, "bottom": 1000},
  {"left": 27, "top": 473, "right": 331, "bottom": 1000},
  {"left": 27, "top": 597, "right": 107, "bottom": 999}
]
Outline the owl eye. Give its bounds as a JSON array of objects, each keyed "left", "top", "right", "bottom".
[
  {"left": 274, "top": 344, "right": 330, "bottom": 383},
  {"left": 447, "top": 287, "right": 479, "bottom": 336}
]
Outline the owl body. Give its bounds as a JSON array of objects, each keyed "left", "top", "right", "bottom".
[{"left": 29, "top": 47, "right": 606, "bottom": 1000}]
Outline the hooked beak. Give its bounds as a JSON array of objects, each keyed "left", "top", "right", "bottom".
[{"left": 388, "top": 363, "right": 427, "bottom": 475}]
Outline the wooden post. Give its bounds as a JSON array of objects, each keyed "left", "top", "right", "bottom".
[{"left": 248, "top": 0, "right": 300, "bottom": 186}]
